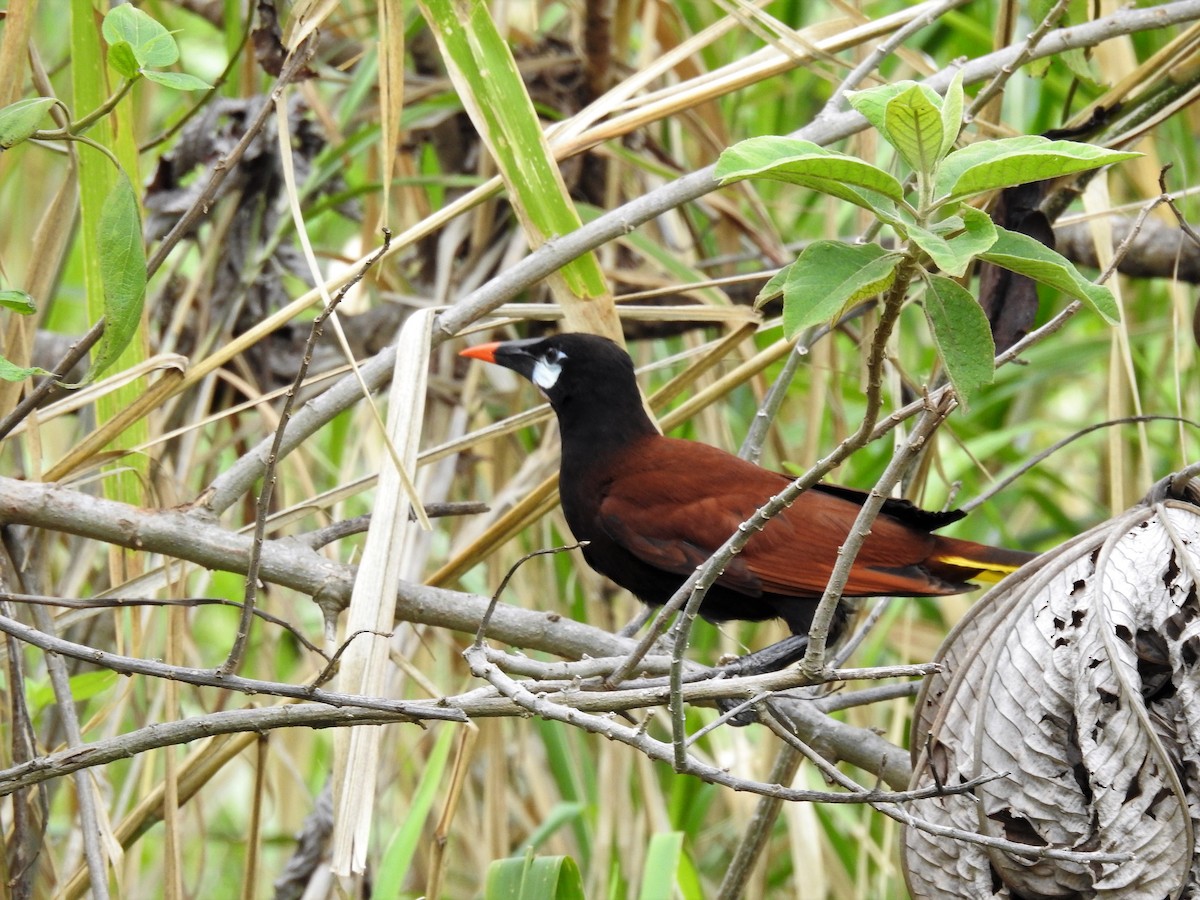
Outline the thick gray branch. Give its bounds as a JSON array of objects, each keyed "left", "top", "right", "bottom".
[
  {"left": 0, "top": 475, "right": 919, "bottom": 786},
  {"left": 0, "top": 476, "right": 628, "bottom": 660}
]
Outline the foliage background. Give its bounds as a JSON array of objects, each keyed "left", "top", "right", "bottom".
[{"left": 0, "top": 0, "right": 1198, "bottom": 897}]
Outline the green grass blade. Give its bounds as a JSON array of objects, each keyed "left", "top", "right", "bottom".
[
  {"left": 637, "top": 831, "right": 684, "bottom": 900},
  {"left": 373, "top": 724, "right": 457, "bottom": 898},
  {"left": 486, "top": 853, "right": 586, "bottom": 900},
  {"left": 415, "top": 0, "right": 619, "bottom": 338},
  {"left": 71, "top": 0, "right": 149, "bottom": 500}
]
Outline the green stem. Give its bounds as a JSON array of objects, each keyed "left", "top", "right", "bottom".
[{"left": 32, "top": 76, "right": 137, "bottom": 141}]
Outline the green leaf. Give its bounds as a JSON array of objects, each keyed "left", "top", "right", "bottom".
[
  {"left": 923, "top": 275, "right": 995, "bottom": 408},
  {"left": 754, "top": 264, "right": 792, "bottom": 307},
  {"left": 885, "top": 84, "right": 944, "bottom": 176},
  {"left": 0, "top": 97, "right": 57, "bottom": 149},
  {"left": 102, "top": 5, "right": 179, "bottom": 68},
  {"left": 90, "top": 171, "right": 147, "bottom": 380},
  {"left": 845, "top": 81, "right": 917, "bottom": 144},
  {"left": 780, "top": 241, "right": 901, "bottom": 336},
  {"left": 716, "top": 136, "right": 906, "bottom": 204},
  {"left": 374, "top": 726, "right": 456, "bottom": 898},
  {"left": 638, "top": 832, "right": 685, "bottom": 900},
  {"left": 0, "top": 355, "right": 50, "bottom": 383},
  {"left": 141, "top": 70, "right": 212, "bottom": 91},
  {"left": 0, "top": 289, "right": 36, "bottom": 313},
  {"left": 935, "top": 136, "right": 1140, "bottom": 201},
  {"left": 908, "top": 206, "right": 997, "bottom": 277},
  {"left": 978, "top": 226, "right": 1119, "bottom": 323},
  {"left": 138, "top": 32, "right": 182, "bottom": 69},
  {"left": 939, "top": 69, "right": 965, "bottom": 160},
  {"left": 107, "top": 40, "right": 141, "bottom": 79},
  {"left": 485, "top": 854, "right": 585, "bottom": 900},
  {"left": 27, "top": 670, "right": 119, "bottom": 715}
]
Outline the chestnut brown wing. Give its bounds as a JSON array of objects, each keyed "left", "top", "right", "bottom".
[{"left": 595, "top": 437, "right": 957, "bottom": 600}]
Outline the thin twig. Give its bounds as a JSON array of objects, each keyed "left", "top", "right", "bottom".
[
  {"left": 966, "top": 0, "right": 1071, "bottom": 122},
  {"left": 474, "top": 542, "right": 588, "bottom": 648},
  {"left": 0, "top": 534, "right": 48, "bottom": 898},
  {"left": 0, "top": 323, "right": 102, "bottom": 442},
  {"left": 0, "top": 705, "right": 453, "bottom": 797},
  {"left": 1158, "top": 163, "right": 1200, "bottom": 248},
  {"left": 820, "top": 0, "right": 970, "bottom": 118},
  {"left": 738, "top": 338, "right": 806, "bottom": 465},
  {"left": 0, "top": 610, "right": 466, "bottom": 720},
  {"left": 220, "top": 229, "right": 392, "bottom": 675},
  {"left": 297, "top": 502, "right": 489, "bottom": 549},
  {"left": 802, "top": 396, "right": 955, "bottom": 677},
  {"left": 0, "top": 591, "right": 328, "bottom": 657},
  {"left": 28, "top": 601, "right": 110, "bottom": 898},
  {"left": 815, "top": 680, "right": 920, "bottom": 712},
  {"left": 960, "top": 415, "right": 1199, "bottom": 513},
  {"left": 311, "top": 629, "right": 393, "bottom": 688}
]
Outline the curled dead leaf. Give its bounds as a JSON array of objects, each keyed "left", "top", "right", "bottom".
[{"left": 904, "top": 474, "right": 1200, "bottom": 899}]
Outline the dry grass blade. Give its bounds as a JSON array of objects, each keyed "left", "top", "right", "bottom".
[
  {"left": 44, "top": 365, "right": 185, "bottom": 482},
  {"left": 274, "top": 97, "right": 430, "bottom": 528},
  {"left": 377, "top": 0, "right": 405, "bottom": 228},
  {"left": 330, "top": 308, "right": 437, "bottom": 878},
  {"left": 284, "top": 0, "right": 341, "bottom": 52},
  {"left": 0, "top": 160, "right": 76, "bottom": 418}
]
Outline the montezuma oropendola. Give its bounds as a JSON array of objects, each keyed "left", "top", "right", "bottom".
[{"left": 461, "top": 333, "right": 1034, "bottom": 672}]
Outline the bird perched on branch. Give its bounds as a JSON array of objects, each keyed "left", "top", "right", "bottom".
[{"left": 461, "top": 332, "right": 1034, "bottom": 673}]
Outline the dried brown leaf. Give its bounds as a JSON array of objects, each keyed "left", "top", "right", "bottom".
[{"left": 904, "top": 483, "right": 1200, "bottom": 899}]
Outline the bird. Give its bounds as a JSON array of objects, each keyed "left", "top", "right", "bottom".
[{"left": 460, "top": 332, "right": 1035, "bottom": 674}]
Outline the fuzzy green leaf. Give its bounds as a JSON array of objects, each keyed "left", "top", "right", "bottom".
[
  {"left": 978, "top": 226, "right": 1119, "bottom": 323},
  {"left": 885, "top": 84, "right": 944, "bottom": 176},
  {"left": 923, "top": 275, "right": 994, "bottom": 408},
  {"left": 102, "top": 5, "right": 179, "bottom": 67},
  {"left": 754, "top": 264, "right": 792, "bottom": 307},
  {"left": 716, "top": 136, "right": 905, "bottom": 205},
  {"left": 90, "top": 172, "right": 147, "bottom": 380},
  {"left": 845, "top": 82, "right": 916, "bottom": 144},
  {"left": 0, "top": 97, "right": 57, "bottom": 149},
  {"left": 939, "top": 70, "right": 965, "bottom": 160},
  {"left": 781, "top": 241, "right": 901, "bottom": 336},
  {"left": 935, "top": 136, "right": 1140, "bottom": 201},
  {"left": 908, "top": 206, "right": 997, "bottom": 277},
  {"left": 107, "top": 40, "right": 141, "bottom": 79},
  {"left": 142, "top": 70, "right": 212, "bottom": 91}
]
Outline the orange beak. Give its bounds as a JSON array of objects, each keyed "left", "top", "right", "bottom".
[{"left": 459, "top": 342, "right": 501, "bottom": 363}]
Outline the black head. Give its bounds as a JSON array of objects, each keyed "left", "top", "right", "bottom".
[{"left": 460, "top": 333, "right": 656, "bottom": 443}]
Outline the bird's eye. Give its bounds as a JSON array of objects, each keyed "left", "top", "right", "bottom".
[{"left": 532, "top": 348, "right": 565, "bottom": 390}]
